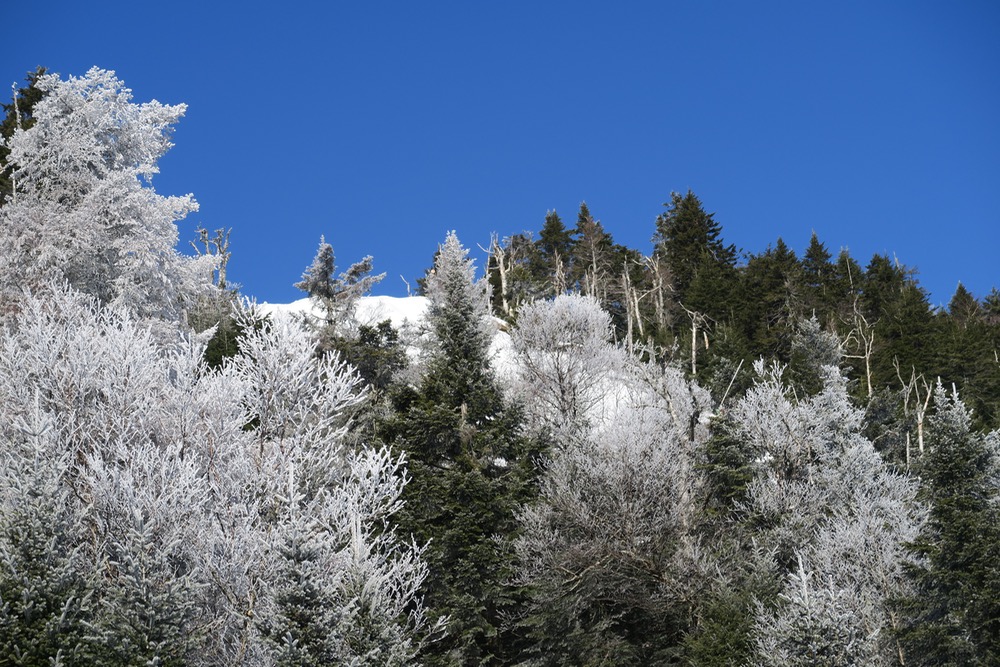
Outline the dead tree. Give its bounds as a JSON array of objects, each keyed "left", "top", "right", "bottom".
[
  {"left": 190, "top": 226, "right": 233, "bottom": 288},
  {"left": 895, "top": 358, "right": 932, "bottom": 467}
]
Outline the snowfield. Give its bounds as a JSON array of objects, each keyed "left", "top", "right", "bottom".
[{"left": 259, "top": 295, "right": 517, "bottom": 378}]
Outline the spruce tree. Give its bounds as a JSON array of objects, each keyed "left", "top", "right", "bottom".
[
  {"left": 900, "top": 384, "right": 1000, "bottom": 665},
  {"left": 386, "top": 232, "right": 539, "bottom": 665},
  {"left": 295, "top": 235, "right": 384, "bottom": 335},
  {"left": 801, "top": 232, "right": 835, "bottom": 321},
  {"left": 652, "top": 190, "right": 738, "bottom": 313},
  {"left": 531, "top": 210, "right": 572, "bottom": 296},
  {"left": 739, "top": 238, "right": 802, "bottom": 363}
]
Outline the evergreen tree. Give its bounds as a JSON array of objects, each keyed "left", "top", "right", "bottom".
[
  {"left": 739, "top": 238, "right": 802, "bottom": 363},
  {"left": 801, "top": 232, "right": 835, "bottom": 321},
  {"left": 932, "top": 285, "right": 1000, "bottom": 429},
  {"left": 386, "top": 232, "right": 539, "bottom": 665},
  {"left": 652, "top": 190, "right": 738, "bottom": 313},
  {"left": 537, "top": 209, "right": 572, "bottom": 266},
  {"left": 0, "top": 405, "right": 95, "bottom": 664},
  {"left": 569, "top": 201, "right": 615, "bottom": 297},
  {"left": 900, "top": 384, "right": 1000, "bottom": 665},
  {"left": 295, "top": 235, "right": 384, "bottom": 338}
]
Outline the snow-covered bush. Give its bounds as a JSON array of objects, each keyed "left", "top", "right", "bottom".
[
  {"left": 0, "top": 287, "right": 432, "bottom": 665},
  {"left": 508, "top": 294, "right": 626, "bottom": 439},
  {"left": 514, "top": 339, "right": 713, "bottom": 664},
  {"left": 733, "top": 362, "right": 923, "bottom": 666}
]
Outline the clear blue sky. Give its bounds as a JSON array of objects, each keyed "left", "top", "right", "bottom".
[{"left": 7, "top": 1, "right": 999, "bottom": 307}]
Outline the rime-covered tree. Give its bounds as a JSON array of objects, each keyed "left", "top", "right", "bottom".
[
  {"left": 508, "top": 294, "right": 625, "bottom": 440},
  {"left": 514, "top": 347, "right": 714, "bottom": 664},
  {"left": 295, "top": 235, "right": 384, "bottom": 331},
  {"left": 732, "top": 363, "right": 923, "bottom": 665},
  {"left": 0, "top": 285, "right": 434, "bottom": 666},
  {"left": 0, "top": 68, "right": 215, "bottom": 321},
  {"left": 0, "top": 67, "right": 46, "bottom": 206}
]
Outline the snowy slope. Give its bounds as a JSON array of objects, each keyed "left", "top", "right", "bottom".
[
  {"left": 259, "top": 295, "right": 430, "bottom": 330},
  {"left": 259, "top": 295, "right": 516, "bottom": 376}
]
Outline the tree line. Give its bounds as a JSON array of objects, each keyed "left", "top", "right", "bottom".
[{"left": 1, "top": 67, "right": 998, "bottom": 666}]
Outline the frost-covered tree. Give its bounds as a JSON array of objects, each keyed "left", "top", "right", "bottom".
[
  {"left": 0, "top": 398, "right": 94, "bottom": 664},
  {"left": 0, "top": 285, "right": 433, "bottom": 666},
  {"left": 225, "top": 305, "right": 432, "bottom": 664},
  {"left": 509, "top": 294, "right": 625, "bottom": 439},
  {"left": 732, "top": 362, "right": 923, "bottom": 666},
  {"left": 515, "top": 353, "right": 714, "bottom": 665},
  {"left": 0, "top": 68, "right": 214, "bottom": 321},
  {"left": 295, "top": 235, "right": 385, "bottom": 332}
]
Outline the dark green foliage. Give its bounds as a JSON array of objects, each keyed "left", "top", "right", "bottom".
[
  {"left": 800, "top": 232, "right": 835, "bottom": 319},
  {"left": 88, "top": 538, "right": 202, "bottom": 667},
  {"left": 699, "top": 415, "right": 757, "bottom": 517},
  {"left": 537, "top": 210, "right": 572, "bottom": 270},
  {"left": 739, "top": 239, "right": 802, "bottom": 363},
  {"left": 681, "top": 585, "right": 759, "bottom": 667},
  {"left": 384, "top": 234, "right": 540, "bottom": 665},
  {"left": 652, "top": 190, "right": 738, "bottom": 313},
  {"left": 200, "top": 311, "right": 243, "bottom": 368},
  {"left": 331, "top": 319, "right": 406, "bottom": 392},
  {"left": 569, "top": 202, "right": 616, "bottom": 296},
  {"left": 188, "top": 291, "right": 244, "bottom": 368},
  {"left": 0, "top": 464, "right": 93, "bottom": 665},
  {"left": 900, "top": 386, "right": 1000, "bottom": 665},
  {"left": 932, "top": 286, "right": 1000, "bottom": 429},
  {"left": 260, "top": 530, "right": 339, "bottom": 667}
]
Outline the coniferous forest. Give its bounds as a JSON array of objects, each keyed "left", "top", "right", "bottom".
[{"left": 1, "top": 68, "right": 999, "bottom": 666}]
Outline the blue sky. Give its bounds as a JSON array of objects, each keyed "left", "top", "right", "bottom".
[{"left": 7, "top": 1, "right": 999, "bottom": 307}]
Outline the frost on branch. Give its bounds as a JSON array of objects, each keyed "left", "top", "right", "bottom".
[
  {"left": 0, "top": 67, "right": 215, "bottom": 322},
  {"left": 509, "top": 293, "right": 626, "bottom": 439},
  {"left": 514, "top": 345, "right": 712, "bottom": 664},
  {"left": 295, "top": 235, "right": 385, "bottom": 338},
  {"left": 733, "top": 362, "right": 923, "bottom": 666},
  {"left": 0, "top": 287, "right": 433, "bottom": 665}
]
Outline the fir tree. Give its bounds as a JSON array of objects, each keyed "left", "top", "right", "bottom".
[
  {"left": 801, "top": 232, "right": 835, "bottom": 320},
  {"left": 900, "top": 384, "right": 1000, "bottom": 665},
  {"left": 386, "top": 232, "right": 540, "bottom": 665},
  {"left": 652, "top": 190, "right": 738, "bottom": 312},
  {"left": 295, "top": 235, "right": 384, "bottom": 336}
]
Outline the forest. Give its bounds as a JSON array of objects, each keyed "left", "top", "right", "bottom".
[{"left": 1, "top": 67, "right": 998, "bottom": 666}]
